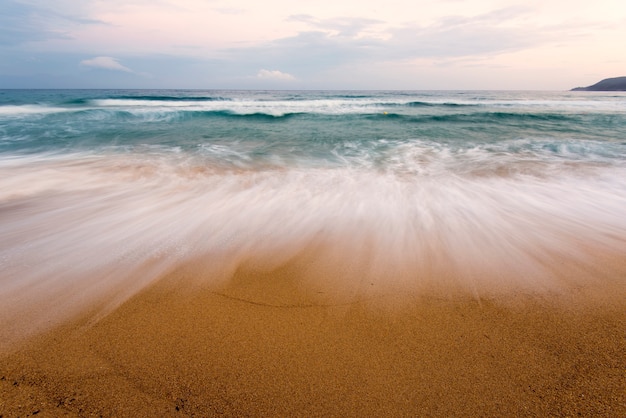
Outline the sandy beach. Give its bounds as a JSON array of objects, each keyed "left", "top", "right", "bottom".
[
  {"left": 3, "top": 88, "right": 626, "bottom": 417},
  {"left": 1, "top": 261, "right": 625, "bottom": 417}
]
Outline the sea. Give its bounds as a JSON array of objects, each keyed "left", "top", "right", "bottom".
[{"left": 1, "top": 90, "right": 625, "bottom": 342}]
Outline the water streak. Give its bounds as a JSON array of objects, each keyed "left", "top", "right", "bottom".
[{"left": 1, "top": 89, "right": 625, "bottom": 350}]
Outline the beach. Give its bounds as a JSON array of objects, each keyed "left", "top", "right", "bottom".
[
  {"left": 1, "top": 257, "right": 625, "bottom": 417},
  {"left": 1, "top": 89, "right": 625, "bottom": 416}
]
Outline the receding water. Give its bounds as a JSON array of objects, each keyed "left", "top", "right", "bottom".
[{"left": 1, "top": 89, "right": 625, "bottom": 347}]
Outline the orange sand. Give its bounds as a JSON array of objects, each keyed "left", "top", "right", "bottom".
[{"left": 1, "top": 268, "right": 625, "bottom": 417}]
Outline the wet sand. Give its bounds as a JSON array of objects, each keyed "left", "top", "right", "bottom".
[{"left": 1, "top": 266, "right": 625, "bottom": 417}]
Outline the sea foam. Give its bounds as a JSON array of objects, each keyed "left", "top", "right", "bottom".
[
  {"left": 1, "top": 152, "right": 625, "bottom": 349},
  {"left": 1, "top": 89, "right": 625, "bottom": 350}
]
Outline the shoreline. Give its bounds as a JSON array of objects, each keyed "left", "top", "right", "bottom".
[{"left": 1, "top": 269, "right": 625, "bottom": 416}]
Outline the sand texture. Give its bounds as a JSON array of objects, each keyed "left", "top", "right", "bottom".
[{"left": 1, "top": 266, "right": 625, "bottom": 418}]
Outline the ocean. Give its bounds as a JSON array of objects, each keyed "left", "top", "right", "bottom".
[{"left": 1, "top": 89, "right": 625, "bottom": 343}]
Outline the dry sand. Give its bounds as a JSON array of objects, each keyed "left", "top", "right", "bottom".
[{"left": 1, "top": 265, "right": 625, "bottom": 417}]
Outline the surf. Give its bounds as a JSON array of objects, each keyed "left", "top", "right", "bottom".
[{"left": 1, "top": 89, "right": 625, "bottom": 349}]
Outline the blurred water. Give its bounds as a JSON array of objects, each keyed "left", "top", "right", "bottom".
[{"left": 1, "top": 89, "right": 625, "bottom": 348}]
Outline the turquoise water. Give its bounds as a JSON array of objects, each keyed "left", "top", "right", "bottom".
[
  {"left": 2, "top": 90, "right": 625, "bottom": 166},
  {"left": 1, "top": 90, "right": 625, "bottom": 343}
]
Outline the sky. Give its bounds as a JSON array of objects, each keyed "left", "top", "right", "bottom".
[{"left": 1, "top": 0, "right": 625, "bottom": 90}]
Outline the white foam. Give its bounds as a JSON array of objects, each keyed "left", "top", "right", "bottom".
[
  {"left": 0, "top": 105, "right": 74, "bottom": 116},
  {"left": 92, "top": 97, "right": 415, "bottom": 116},
  {"left": 1, "top": 153, "right": 625, "bottom": 349}
]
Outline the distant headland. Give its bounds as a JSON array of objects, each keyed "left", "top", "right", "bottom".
[{"left": 571, "top": 76, "right": 626, "bottom": 91}]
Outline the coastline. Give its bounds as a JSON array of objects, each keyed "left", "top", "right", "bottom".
[{"left": 1, "top": 267, "right": 625, "bottom": 416}]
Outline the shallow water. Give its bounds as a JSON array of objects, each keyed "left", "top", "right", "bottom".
[{"left": 1, "top": 89, "right": 625, "bottom": 345}]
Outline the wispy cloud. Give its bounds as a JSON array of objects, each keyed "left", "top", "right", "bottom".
[
  {"left": 287, "top": 15, "right": 384, "bottom": 37},
  {"left": 80, "top": 56, "right": 134, "bottom": 72},
  {"left": 0, "top": 0, "right": 105, "bottom": 46},
  {"left": 223, "top": 10, "right": 540, "bottom": 80},
  {"left": 2, "top": 1, "right": 625, "bottom": 89}
]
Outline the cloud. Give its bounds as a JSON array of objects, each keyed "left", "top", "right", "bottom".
[
  {"left": 256, "top": 69, "right": 295, "bottom": 81},
  {"left": 3, "top": 2, "right": 623, "bottom": 90},
  {"left": 80, "top": 56, "right": 134, "bottom": 72},
  {"left": 0, "top": 0, "right": 105, "bottom": 46},
  {"left": 287, "top": 15, "right": 383, "bottom": 37},
  {"left": 223, "top": 8, "right": 543, "bottom": 82}
]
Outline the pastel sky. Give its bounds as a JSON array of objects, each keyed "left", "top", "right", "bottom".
[{"left": 1, "top": 0, "right": 625, "bottom": 89}]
